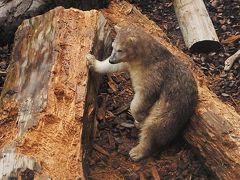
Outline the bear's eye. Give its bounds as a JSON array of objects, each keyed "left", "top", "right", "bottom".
[{"left": 117, "top": 49, "right": 123, "bottom": 52}]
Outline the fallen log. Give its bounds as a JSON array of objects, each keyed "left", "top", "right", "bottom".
[
  {"left": 101, "top": 1, "right": 240, "bottom": 179},
  {"left": 0, "top": 7, "right": 112, "bottom": 179},
  {"left": 173, "top": 0, "right": 221, "bottom": 52}
]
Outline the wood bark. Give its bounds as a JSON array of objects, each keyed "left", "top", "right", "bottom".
[
  {"left": 0, "top": 7, "right": 112, "bottom": 179},
  {"left": 0, "top": 0, "right": 54, "bottom": 45},
  {"left": 0, "top": 0, "right": 110, "bottom": 45},
  {"left": 173, "top": 0, "right": 221, "bottom": 52},
  {"left": 54, "top": 0, "right": 110, "bottom": 10},
  {"left": 101, "top": 1, "right": 240, "bottom": 179}
]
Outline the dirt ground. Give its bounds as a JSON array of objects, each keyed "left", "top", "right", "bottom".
[{"left": 0, "top": 0, "right": 239, "bottom": 179}]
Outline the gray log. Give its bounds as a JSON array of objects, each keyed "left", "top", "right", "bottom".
[{"left": 173, "top": 0, "right": 221, "bottom": 52}]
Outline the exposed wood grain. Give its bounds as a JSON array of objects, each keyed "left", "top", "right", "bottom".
[{"left": 0, "top": 7, "right": 112, "bottom": 179}]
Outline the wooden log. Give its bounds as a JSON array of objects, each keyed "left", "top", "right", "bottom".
[
  {"left": 101, "top": 1, "right": 240, "bottom": 179},
  {"left": 173, "top": 0, "right": 221, "bottom": 52},
  {"left": 0, "top": 7, "right": 112, "bottom": 179},
  {"left": 0, "top": 0, "right": 110, "bottom": 45},
  {"left": 0, "top": 0, "right": 54, "bottom": 45}
]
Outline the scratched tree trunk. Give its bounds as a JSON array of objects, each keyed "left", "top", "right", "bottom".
[
  {"left": 100, "top": 1, "right": 240, "bottom": 179},
  {"left": 0, "top": 7, "right": 112, "bottom": 179},
  {"left": 173, "top": 0, "right": 221, "bottom": 52}
]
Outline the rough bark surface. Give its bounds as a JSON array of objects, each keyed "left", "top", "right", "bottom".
[
  {"left": 0, "top": 0, "right": 54, "bottom": 45},
  {"left": 0, "top": 0, "right": 110, "bottom": 45},
  {"left": 0, "top": 7, "right": 112, "bottom": 179},
  {"left": 101, "top": 1, "right": 240, "bottom": 179},
  {"left": 173, "top": 0, "right": 221, "bottom": 52}
]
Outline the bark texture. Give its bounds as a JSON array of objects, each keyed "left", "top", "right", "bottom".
[
  {"left": 173, "top": 0, "right": 221, "bottom": 52},
  {"left": 0, "top": 0, "right": 110, "bottom": 45},
  {"left": 0, "top": 7, "right": 112, "bottom": 179}
]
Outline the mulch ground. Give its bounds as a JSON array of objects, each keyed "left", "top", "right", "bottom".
[{"left": 0, "top": 0, "right": 239, "bottom": 179}]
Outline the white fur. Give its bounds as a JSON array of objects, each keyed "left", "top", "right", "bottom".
[{"left": 86, "top": 54, "right": 128, "bottom": 73}]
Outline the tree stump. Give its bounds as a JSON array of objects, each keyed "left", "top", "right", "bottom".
[{"left": 0, "top": 7, "right": 112, "bottom": 179}]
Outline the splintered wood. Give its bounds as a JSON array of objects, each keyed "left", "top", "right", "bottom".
[{"left": 0, "top": 7, "right": 112, "bottom": 179}]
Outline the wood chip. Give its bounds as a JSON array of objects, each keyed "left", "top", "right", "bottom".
[
  {"left": 97, "top": 107, "right": 106, "bottom": 121},
  {"left": 139, "top": 172, "right": 146, "bottom": 180},
  {"left": 221, "top": 93, "right": 230, "bottom": 97},
  {"left": 107, "top": 75, "right": 118, "bottom": 92},
  {"left": 222, "top": 34, "right": 240, "bottom": 44},
  {"left": 88, "top": 104, "right": 94, "bottom": 116},
  {"left": 93, "top": 144, "right": 110, "bottom": 157},
  {"left": 113, "top": 103, "right": 130, "bottom": 115},
  {"left": 106, "top": 110, "right": 116, "bottom": 119},
  {"left": 151, "top": 166, "right": 160, "bottom": 180},
  {"left": 93, "top": 119, "right": 98, "bottom": 140},
  {"left": 224, "top": 50, "right": 240, "bottom": 71},
  {"left": 120, "top": 122, "right": 134, "bottom": 128}
]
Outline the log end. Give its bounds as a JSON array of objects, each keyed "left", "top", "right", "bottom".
[{"left": 190, "top": 40, "right": 222, "bottom": 52}]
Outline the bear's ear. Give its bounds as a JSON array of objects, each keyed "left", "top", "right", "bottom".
[{"left": 114, "top": 25, "right": 121, "bottom": 33}]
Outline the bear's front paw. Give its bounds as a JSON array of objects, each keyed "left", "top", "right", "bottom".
[
  {"left": 129, "top": 144, "right": 148, "bottom": 161},
  {"left": 85, "top": 54, "right": 96, "bottom": 69}
]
